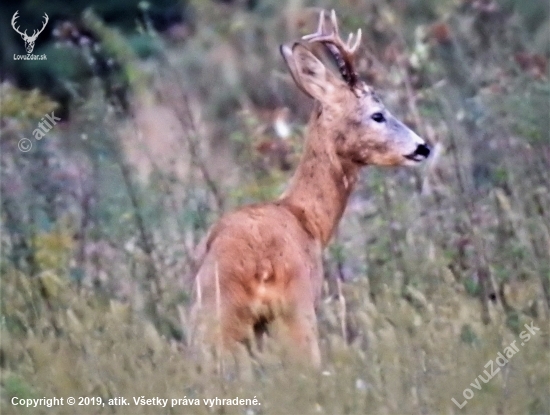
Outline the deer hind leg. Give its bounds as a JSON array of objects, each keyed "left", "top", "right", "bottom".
[
  {"left": 189, "top": 298, "right": 256, "bottom": 379},
  {"left": 190, "top": 298, "right": 250, "bottom": 351},
  {"left": 275, "top": 302, "right": 321, "bottom": 368}
]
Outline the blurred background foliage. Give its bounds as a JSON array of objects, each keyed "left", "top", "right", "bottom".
[{"left": 0, "top": 0, "right": 549, "bottom": 414}]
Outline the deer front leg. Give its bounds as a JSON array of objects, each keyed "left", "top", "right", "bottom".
[{"left": 284, "top": 304, "right": 321, "bottom": 368}]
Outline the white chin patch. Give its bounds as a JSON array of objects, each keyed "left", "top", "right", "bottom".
[
  {"left": 402, "top": 155, "right": 424, "bottom": 166},
  {"left": 404, "top": 153, "right": 426, "bottom": 162}
]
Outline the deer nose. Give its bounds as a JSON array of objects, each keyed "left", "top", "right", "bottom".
[
  {"left": 404, "top": 143, "right": 431, "bottom": 162},
  {"left": 414, "top": 143, "right": 431, "bottom": 158}
]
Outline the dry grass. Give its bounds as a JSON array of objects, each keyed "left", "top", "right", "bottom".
[{"left": 1, "top": 267, "right": 548, "bottom": 414}]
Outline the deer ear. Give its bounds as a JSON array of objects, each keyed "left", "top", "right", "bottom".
[
  {"left": 280, "top": 44, "right": 314, "bottom": 99},
  {"left": 280, "top": 43, "right": 342, "bottom": 103}
]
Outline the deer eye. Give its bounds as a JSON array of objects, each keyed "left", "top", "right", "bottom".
[{"left": 371, "top": 112, "right": 386, "bottom": 123}]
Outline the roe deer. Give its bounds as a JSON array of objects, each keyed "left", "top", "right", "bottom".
[{"left": 189, "top": 10, "right": 430, "bottom": 367}]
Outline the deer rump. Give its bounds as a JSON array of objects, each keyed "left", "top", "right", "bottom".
[{"left": 190, "top": 202, "right": 323, "bottom": 365}]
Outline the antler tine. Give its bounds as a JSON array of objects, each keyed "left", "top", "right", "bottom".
[
  {"left": 29, "top": 13, "right": 49, "bottom": 40},
  {"left": 301, "top": 9, "right": 362, "bottom": 85},
  {"left": 347, "top": 29, "right": 362, "bottom": 53},
  {"left": 329, "top": 9, "right": 340, "bottom": 38},
  {"left": 302, "top": 10, "right": 327, "bottom": 41},
  {"left": 11, "top": 11, "right": 27, "bottom": 37},
  {"left": 39, "top": 14, "right": 49, "bottom": 33},
  {"left": 346, "top": 33, "right": 353, "bottom": 47},
  {"left": 327, "top": 10, "right": 361, "bottom": 55},
  {"left": 302, "top": 9, "right": 342, "bottom": 44}
]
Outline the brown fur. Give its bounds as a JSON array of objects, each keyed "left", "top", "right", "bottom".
[{"left": 188, "top": 11, "right": 429, "bottom": 366}]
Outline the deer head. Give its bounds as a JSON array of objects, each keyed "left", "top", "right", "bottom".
[
  {"left": 280, "top": 10, "right": 430, "bottom": 166},
  {"left": 12, "top": 11, "right": 49, "bottom": 54}
]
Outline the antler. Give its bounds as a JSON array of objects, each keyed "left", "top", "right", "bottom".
[
  {"left": 302, "top": 10, "right": 362, "bottom": 86},
  {"left": 11, "top": 11, "right": 27, "bottom": 38},
  {"left": 29, "top": 13, "right": 49, "bottom": 41},
  {"left": 11, "top": 11, "right": 49, "bottom": 41}
]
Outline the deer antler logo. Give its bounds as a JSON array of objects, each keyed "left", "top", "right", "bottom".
[{"left": 12, "top": 11, "right": 49, "bottom": 54}]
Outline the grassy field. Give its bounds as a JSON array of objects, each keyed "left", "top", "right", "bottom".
[{"left": 1, "top": 0, "right": 549, "bottom": 414}]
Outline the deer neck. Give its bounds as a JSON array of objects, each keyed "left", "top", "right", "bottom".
[{"left": 278, "top": 106, "right": 360, "bottom": 246}]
